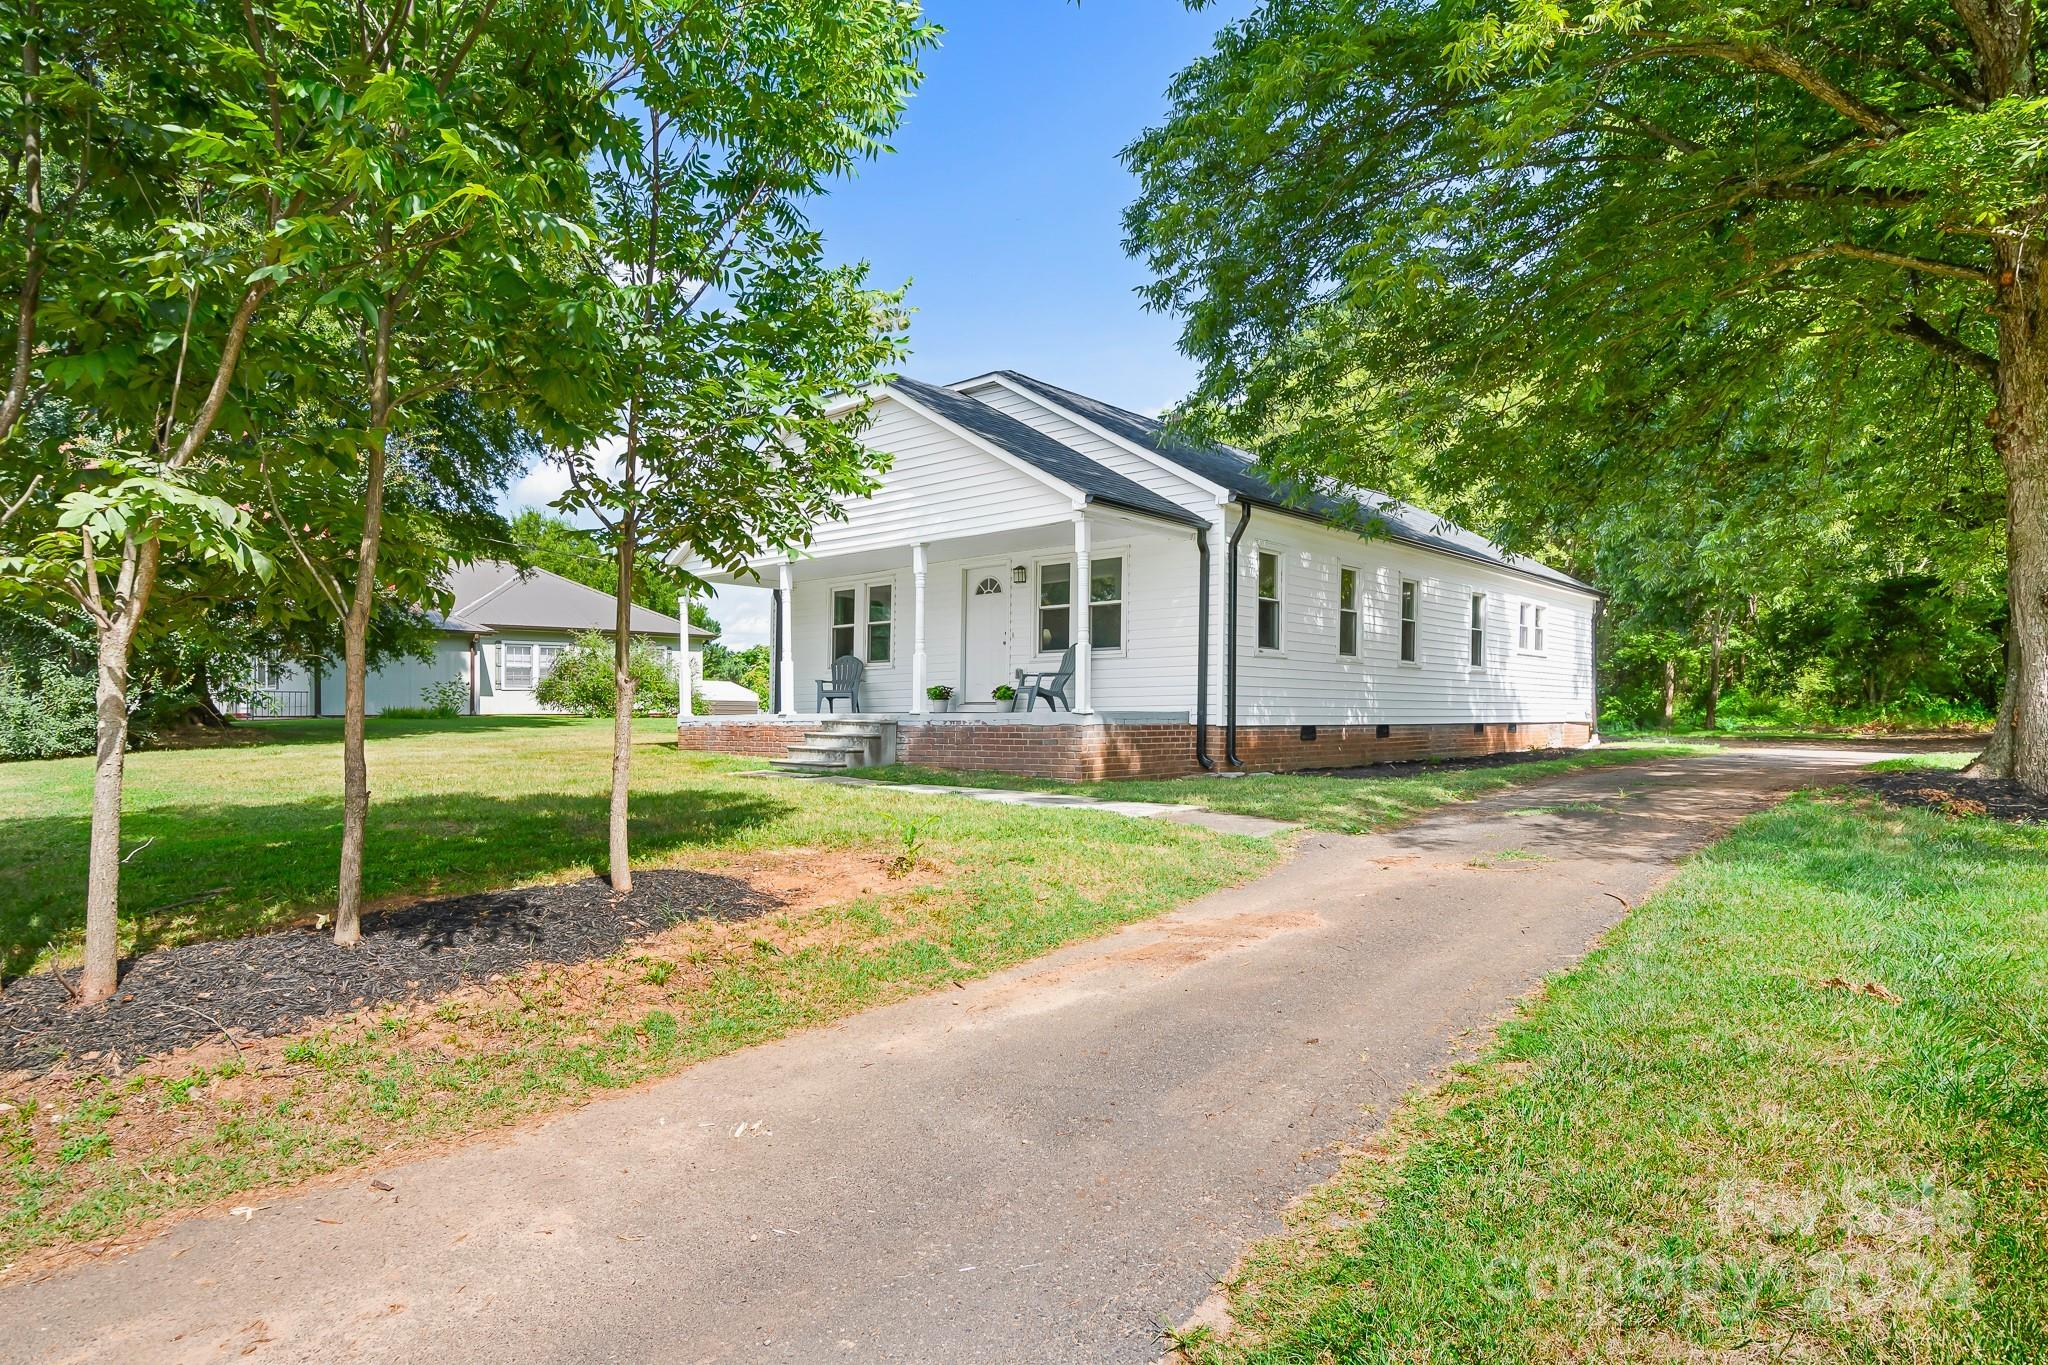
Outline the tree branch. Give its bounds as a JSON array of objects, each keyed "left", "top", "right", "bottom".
[
  {"left": 1752, "top": 242, "right": 1992, "bottom": 285},
  {"left": 1623, "top": 38, "right": 1907, "bottom": 137},
  {"left": 1893, "top": 306, "right": 1998, "bottom": 382}
]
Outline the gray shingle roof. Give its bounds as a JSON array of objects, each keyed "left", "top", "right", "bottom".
[
  {"left": 979, "top": 370, "right": 1593, "bottom": 594},
  {"left": 887, "top": 376, "right": 1206, "bottom": 528},
  {"left": 441, "top": 560, "right": 705, "bottom": 637}
]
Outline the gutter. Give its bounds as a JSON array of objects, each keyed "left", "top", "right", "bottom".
[
  {"left": 1194, "top": 524, "right": 1214, "bottom": 770},
  {"left": 1224, "top": 496, "right": 1251, "bottom": 767}
]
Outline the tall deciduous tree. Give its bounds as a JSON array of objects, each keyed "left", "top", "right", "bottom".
[
  {"left": 0, "top": 0, "right": 340, "bottom": 1000},
  {"left": 1126, "top": 0, "right": 2045, "bottom": 781},
  {"left": 558, "top": 0, "right": 928, "bottom": 893}
]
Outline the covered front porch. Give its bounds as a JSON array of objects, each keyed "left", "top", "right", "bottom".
[{"left": 699, "top": 507, "right": 1205, "bottom": 721}]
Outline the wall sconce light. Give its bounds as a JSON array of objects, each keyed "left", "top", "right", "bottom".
[{"left": 1012, "top": 564, "right": 1028, "bottom": 584}]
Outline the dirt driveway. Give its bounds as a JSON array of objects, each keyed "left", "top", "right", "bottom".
[{"left": 1, "top": 745, "right": 1902, "bottom": 1364}]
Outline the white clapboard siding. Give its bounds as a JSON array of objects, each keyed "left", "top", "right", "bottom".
[
  {"left": 1222, "top": 511, "right": 1597, "bottom": 726},
  {"left": 800, "top": 397, "right": 1076, "bottom": 559}
]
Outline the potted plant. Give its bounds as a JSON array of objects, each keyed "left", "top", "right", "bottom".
[
  {"left": 992, "top": 682, "right": 1017, "bottom": 713},
  {"left": 926, "top": 683, "right": 955, "bottom": 714}
]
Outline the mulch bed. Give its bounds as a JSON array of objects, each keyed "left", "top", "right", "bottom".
[
  {"left": 1316, "top": 746, "right": 1605, "bottom": 779},
  {"left": 0, "top": 870, "right": 782, "bottom": 1078},
  {"left": 1860, "top": 769, "right": 2048, "bottom": 824}
]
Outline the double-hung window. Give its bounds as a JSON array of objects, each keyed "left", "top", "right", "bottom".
[
  {"left": 1256, "top": 550, "right": 1282, "bottom": 651},
  {"left": 1399, "top": 580, "right": 1419, "bottom": 662},
  {"left": 1337, "top": 568, "right": 1360, "bottom": 657},
  {"left": 866, "top": 584, "right": 894, "bottom": 663},
  {"left": 1518, "top": 602, "right": 1547, "bottom": 653},
  {"left": 1089, "top": 557, "right": 1123, "bottom": 650},
  {"left": 830, "top": 588, "right": 858, "bottom": 661},
  {"left": 502, "top": 642, "right": 536, "bottom": 690},
  {"left": 1532, "top": 604, "right": 1547, "bottom": 653},
  {"left": 536, "top": 643, "right": 564, "bottom": 685},
  {"left": 1468, "top": 593, "right": 1486, "bottom": 667},
  {"left": 1038, "top": 563, "right": 1071, "bottom": 652}
]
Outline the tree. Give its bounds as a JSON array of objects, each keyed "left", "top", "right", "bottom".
[
  {"left": 0, "top": 0, "right": 346, "bottom": 1000},
  {"left": 303, "top": 0, "right": 618, "bottom": 946},
  {"left": 1125, "top": 0, "right": 2044, "bottom": 782},
  {"left": 556, "top": 0, "right": 930, "bottom": 894},
  {"left": 504, "top": 507, "right": 706, "bottom": 623}
]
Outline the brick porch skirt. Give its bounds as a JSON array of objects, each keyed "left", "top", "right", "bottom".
[{"left": 680, "top": 718, "right": 1596, "bottom": 783}]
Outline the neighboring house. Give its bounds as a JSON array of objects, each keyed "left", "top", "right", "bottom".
[
  {"left": 678, "top": 370, "right": 1601, "bottom": 780},
  {"left": 696, "top": 678, "right": 763, "bottom": 715},
  {"left": 244, "top": 560, "right": 709, "bottom": 718}
]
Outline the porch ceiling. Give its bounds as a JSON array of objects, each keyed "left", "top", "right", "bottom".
[{"left": 689, "top": 506, "right": 1199, "bottom": 586}]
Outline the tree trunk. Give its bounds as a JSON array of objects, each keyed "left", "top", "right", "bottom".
[
  {"left": 79, "top": 538, "right": 160, "bottom": 1004},
  {"left": 1660, "top": 657, "right": 1676, "bottom": 727},
  {"left": 1983, "top": 233, "right": 2048, "bottom": 791},
  {"left": 1705, "top": 628, "right": 1723, "bottom": 730},
  {"left": 609, "top": 406, "right": 639, "bottom": 894},
  {"left": 1966, "top": 629, "right": 2018, "bottom": 778},
  {"left": 335, "top": 306, "right": 394, "bottom": 945}
]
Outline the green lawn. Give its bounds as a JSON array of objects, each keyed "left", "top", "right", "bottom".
[
  {"left": 3, "top": 716, "right": 1279, "bottom": 1262},
  {"left": 859, "top": 742, "right": 1716, "bottom": 834},
  {"left": 1189, "top": 789, "right": 2048, "bottom": 1362}
]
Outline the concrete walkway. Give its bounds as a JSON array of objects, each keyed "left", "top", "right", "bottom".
[
  {"left": 1, "top": 746, "right": 1900, "bottom": 1364},
  {"left": 753, "top": 768, "right": 1301, "bottom": 837}
]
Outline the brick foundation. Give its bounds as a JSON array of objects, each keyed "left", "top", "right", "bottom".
[{"left": 678, "top": 717, "right": 1595, "bottom": 781}]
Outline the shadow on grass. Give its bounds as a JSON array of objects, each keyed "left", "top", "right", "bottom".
[
  {"left": 1, "top": 783, "right": 791, "bottom": 980},
  {"left": 152, "top": 714, "right": 616, "bottom": 752}
]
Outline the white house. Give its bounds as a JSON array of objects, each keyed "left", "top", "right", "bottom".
[
  {"left": 677, "top": 371, "right": 1600, "bottom": 779},
  {"left": 245, "top": 560, "right": 710, "bottom": 718}
]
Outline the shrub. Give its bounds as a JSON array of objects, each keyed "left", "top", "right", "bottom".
[
  {"left": 1, "top": 660, "right": 101, "bottom": 760},
  {"left": 421, "top": 678, "right": 468, "bottom": 717},
  {"left": 534, "top": 631, "right": 679, "bottom": 715}
]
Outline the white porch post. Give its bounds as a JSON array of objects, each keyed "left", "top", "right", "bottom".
[
  {"left": 911, "top": 542, "right": 928, "bottom": 714},
  {"left": 678, "top": 618, "right": 693, "bottom": 720},
  {"left": 1072, "top": 512, "right": 1093, "bottom": 714},
  {"left": 777, "top": 562, "right": 797, "bottom": 716}
]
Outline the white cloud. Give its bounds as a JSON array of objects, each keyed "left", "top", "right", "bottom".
[{"left": 706, "top": 583, "right": 773, "bottom": 647}]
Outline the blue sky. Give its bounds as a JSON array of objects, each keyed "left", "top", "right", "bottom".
[{"left": 507, "top": 0, "right": 1254, "bottom": 644}]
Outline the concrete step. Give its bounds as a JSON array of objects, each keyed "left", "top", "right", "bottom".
[
  {"left": 814, "top": 719, "right": 892, "bottom": 737},
  {"left": 768, "top": 757, "right": 843, "bottom": 775},
  {"left": 781, "top": 744, "right": 863, "bottom": 768},
  {"left": 799, "top": 734, "right": 872, "bottom": 753}
]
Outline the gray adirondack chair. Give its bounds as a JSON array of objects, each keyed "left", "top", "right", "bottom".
[
  {"left": 815, "top": 654, "right": 865, "bottom": 713},
  {"left": 1017, "top": 645, "right": 1076, "bottom": 712}
]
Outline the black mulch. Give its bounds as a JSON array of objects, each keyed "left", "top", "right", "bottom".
[
  {"left": 1860, "top": 769, "right": 2048, "bottom": 824},
  {"left": 1316, "top": 746, "right": 1609, "bottom": 779},
  {"left": 1, "top": 870, "right": 782, "bottom": 1078}
]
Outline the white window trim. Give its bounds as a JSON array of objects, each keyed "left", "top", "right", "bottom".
[
  {"left": 1397, "top": 577, "right": 1422, "bottom": 667},
  {"left": 500, "top": 640, "right": 538, "bottom": 691},
  {"left": 1032, "top": 550, "right": 1131, "bottom": 658},
  {"left": 1468, "top": 591, "right": 1488, "bottom": 670},
  {"left": 825, "top": 576, "right": 899, "bottom": 667},
  {"left": 1516, "top": 599, "right": 1549, "bottom": 656},
  {"left": 1336, "top": 564, "right": 1362, "bottom": 659},
  {"left": 1253, "top": 544, "right": 1285, "bottom": 656}
]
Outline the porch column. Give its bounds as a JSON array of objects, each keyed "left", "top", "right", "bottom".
[
  {"left": 1072, "top": 512, "right": 1094, "bottom": 714},
  {"left": 777, "top": 562, "right": 797, "bottom": 716},
  {"left": 677, "top": 617, "right": 693, "bottom": 720},
  {"left": 911, "top": 542, "right": 928, "bottom": 714}
]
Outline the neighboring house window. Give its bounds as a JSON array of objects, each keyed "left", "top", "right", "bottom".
[
  {"left": 1089, "top": 557, "right": 1123, "bottom": 651},
  {"left": 537, "top": 643, "right": 564, "bottom": 683},
  {"left": 1337, "top": 568, "right": 1360, "bottom": 657},
  {"left": 1519, "top": 602, "right": 1547, "bottom": 653},
  {"left": 1469, "top": 593, "right": 1486, "bottom": 667},
  {"left": 1399, "top": 579, "right": 1419, "bottom": 662},
  {"left": 1256, "top": 550, "right": 1281, "bottom": 651},
  {"left": 867, "top": 584, "right": 894, "bottom": 663},
  {"left": 252, "top": 660, "right": 284, "bottom": 689},
  {"left": 503, "top": 642, "right": 536, "bottom": 690},
  {"left": 1039, "top": 563, "right": 1072, "bottom": 652},
  {"left": 830, "top": 587, "right": 857, "bottom": 661}
]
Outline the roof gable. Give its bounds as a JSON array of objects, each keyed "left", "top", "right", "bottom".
[{"left": 444, "top": 560, "right": 701, "bottom": 636}]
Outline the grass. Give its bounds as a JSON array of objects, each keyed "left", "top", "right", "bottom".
[
  {"left": 858, "top": 742, "right": 1716, "bottom": 834},
  {"left": 1, "top": 716, "right": 1280, "bottom": 1264},
  {"left": 1191, "top": 792, "right": 2048, "bottom": 1362}
]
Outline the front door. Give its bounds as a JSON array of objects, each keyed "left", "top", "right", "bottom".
[{"left": 963, "top": 567, "right": 1011, "bottom": 702}]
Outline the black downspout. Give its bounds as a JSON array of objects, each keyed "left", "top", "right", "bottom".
[
  {"left": 1224, "top": 496, "right": 1251, "bottom": 767},
  {"left": 1194, "top": 524, "right": 1214, "bottom": 770},
  {"left": 769, "top": 588, "right": 784, "bottom": 714}
]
